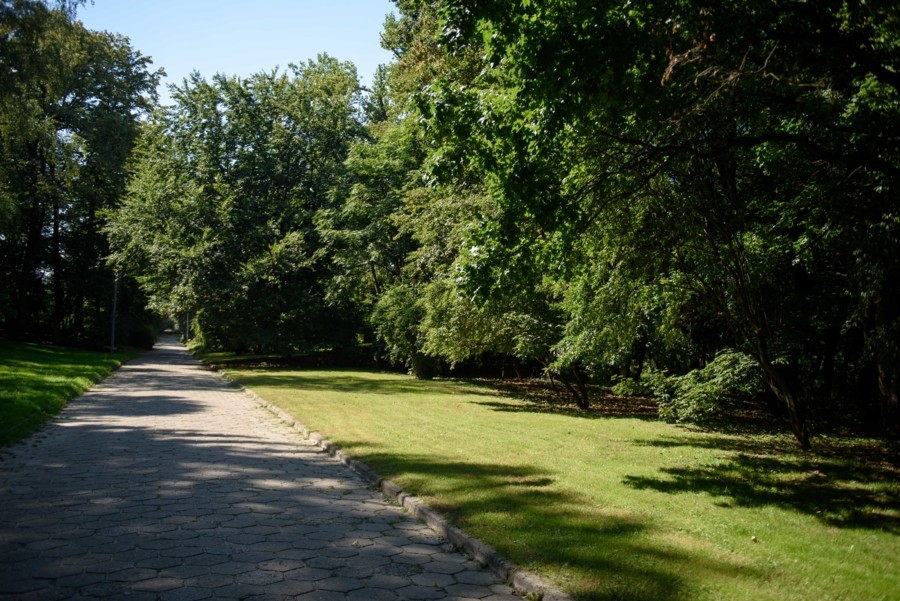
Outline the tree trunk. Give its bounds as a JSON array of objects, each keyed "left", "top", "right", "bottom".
[
  {"left": 50, "top": 185, "right": 64, "bottom": 339},
  {"left": 561, "top": 367, "right": 590, "bottom": 410},
  {"left": 755, "top": 342, "right": 811, "bottom": 450},
  {"left": 872, "top": 288, "right": 899, "bottom": 427},
  {"left": 819, "top": 298, "right": 848, "bottom": 415}
]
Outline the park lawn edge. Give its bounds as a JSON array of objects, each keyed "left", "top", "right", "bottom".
[
  {"left": 0, "top": 339, "right": 140, "bottom": 447},
  {"left": 202, "top": 362, "right": 899, "bottom": 601},
  {"left": 226, "top": 377, "right": 572, "bottom": 601}
]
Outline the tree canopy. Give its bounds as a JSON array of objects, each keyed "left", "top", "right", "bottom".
[
  {"left": 5, "top": 0, "right": 896, "bottom": 448},
  {"left": 107, "top": 57, "right": 365, "bottom": 353},
  {"left": 375, "top": 0, "right": 896, "bottom": 449},
  {"left": 0, "top": 0, "right": 161, "bottom": 346}
]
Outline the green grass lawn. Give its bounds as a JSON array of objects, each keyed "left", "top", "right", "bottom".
[
  {"left": 218, "top": 365, "right": 899, "bottom": 601},
  {"left": 0, "top": 340, "right": 136, "bottom": 447}
]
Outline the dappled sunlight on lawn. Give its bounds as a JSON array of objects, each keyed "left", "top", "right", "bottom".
[
  {"left": 220, "top": 366, "right": 900, "bottom": 601},
  {"left": 625, "top": 435, "right": 900, "bottom": 533},
  {"left": 232, "top": 369, "right": 490, "bottom": 397}
]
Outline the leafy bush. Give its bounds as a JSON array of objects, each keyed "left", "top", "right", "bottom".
[
  {"left": 372, "top": 282, "right": 439, "bottom": 379},
  {"left": 611, "top": 371, "right": 660, "bottom": 398},
  {"left": 613, "top": 350, "right": 764, "bottom": 423},
  {"left": 656, "top": 350, "right": 765, "bottom": 423}
]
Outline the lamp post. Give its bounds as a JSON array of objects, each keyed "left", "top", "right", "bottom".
[{"left": 110, "top": 274, "right": 119, "bottom": 351}]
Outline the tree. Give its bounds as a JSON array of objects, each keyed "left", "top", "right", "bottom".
[
  {"left": 423, "top": 0, "right": 900, "bottom": 448},
  {"left": 108, "top": 57, "right": 366, "bottom": 353},
  {"left": 0, "top": 0, "right": 160, "bottom": 345}
]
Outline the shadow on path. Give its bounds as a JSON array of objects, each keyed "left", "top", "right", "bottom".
[{"left": 0, "top": 336, "right": 517, "bottom": 601}]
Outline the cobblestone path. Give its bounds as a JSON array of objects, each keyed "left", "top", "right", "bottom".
[{"left": 0, "top": 335, "right": 516, "bottom": 601}]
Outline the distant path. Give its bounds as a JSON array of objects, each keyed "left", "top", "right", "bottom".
[{"left": 0, "top": 334, "right": 516, "bottom": 600}]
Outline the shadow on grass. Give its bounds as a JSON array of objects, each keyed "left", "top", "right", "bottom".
[
  {"left": 471, "top": 397, "right": 660, "bottom": 421},
  {"left": 463, "top": 378, "right": 662, "bottom": 422},
  {"left": 352, "top": 451, "right": 760, "bottom": 601},
  {"left": 231, "top": 370, "right": 498, "bottom": 398},
  {"left": 624, "top": 435, "right": 900, "bottom": 533}
]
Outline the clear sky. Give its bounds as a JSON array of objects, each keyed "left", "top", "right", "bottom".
[{"left": 77, "top": 0, "right": 397, "bottom": 105}]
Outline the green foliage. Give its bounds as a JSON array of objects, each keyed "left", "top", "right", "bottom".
[
  {"left": 638, "top": 350, "right": 766, "bottom": 424},
  {"left": 0, "top": 0, "right": 160, "bottom": 345},
  {"left": 107, "top": 57, "right": 365, "bottom": 353},
  {"left": 406, "top": 0, "right": 900, "bottom": 446},
  {"left": 371, "top": 282, "right": 437, "bottom": 378}
]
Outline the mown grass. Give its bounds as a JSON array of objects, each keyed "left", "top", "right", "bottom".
[
  {"left": 217, "top": 365, "right": 900, "bottom": 601},
  {"left": 0, "top": 340, "right": 136, "bottom": 447}
]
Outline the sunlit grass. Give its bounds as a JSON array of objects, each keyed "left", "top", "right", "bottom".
[
  {"left": 218, "top": 366, "right": 900, "bottom": 601},
  {"left": 0, "top": 340, "right": 135, "bottom": 447}
]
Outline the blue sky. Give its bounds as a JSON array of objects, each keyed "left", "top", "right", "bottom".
[{"left": 77, "top": 1, "right": 397, "bottom": 104}]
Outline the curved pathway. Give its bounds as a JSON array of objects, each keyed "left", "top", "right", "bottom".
[{"left": 0, "top": 335, "right": 517, "bottom": 601}]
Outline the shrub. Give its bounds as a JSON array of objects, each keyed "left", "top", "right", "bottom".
[
  {"left": 656, "top": 350, "right": 764, "bottom": 423},
  {"left": 613, "top": 350, "right": 764, "bottom": 423}
]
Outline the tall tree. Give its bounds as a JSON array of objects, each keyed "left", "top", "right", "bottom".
[
  {"left": 0, "top": 0, "right": 159, "bottom": 344},
  {"left": 108, "top": 57, "right": 365, "bottom": 353},
  {"left": 421, "top": 0, "right": 900, "bottom": 447}
]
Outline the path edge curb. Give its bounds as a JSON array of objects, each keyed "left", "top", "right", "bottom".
[{"left": 203, "top": 362, "right": 572, "bottom": 601}]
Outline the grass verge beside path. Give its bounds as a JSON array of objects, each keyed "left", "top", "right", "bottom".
[
  {"left": 0, "top": 340, "right": 136, "bottom": 447},
  {"left": 218, "top": 365, "right": 900, "bottom": 601}
]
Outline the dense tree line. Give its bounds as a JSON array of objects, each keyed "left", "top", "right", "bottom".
[
  {"left": 311, "top": 0, "right": 897, "bottom": 449},
  {"left": 6, "top": 1, "right": 897, "bottom": 448},
  {"left": 414, "top": 0, "right": 900, "bottom": 449},
  {"left": 0, "top": 0, "right": 160, "bottom": 346},
  {"left": 107, "top": 59, "right": 366, "bottom": 353}
]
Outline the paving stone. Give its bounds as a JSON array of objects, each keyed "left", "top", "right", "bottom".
[
  {"left": 253, "top": 579, "right": 315, "bottom": 596},
  {"left": 425, "top": 560, "right": 468, "bottom": 575},
  {"left": 393, "top": 552, "right": 434, "bottom": 565},
  {"left": 444, "top": 582, "right": 494, "bottom": 599},
  {"left": 55, "top": 571, "right": 105, "bottom": 589},
  {"left": 80, "top": 581, "right": 130, "bottom": 597},
  {"left": 130, "top": 576, "right": 185, "bottom": 592},
  {"left": 296, "top": 590, "right": 352, "bottom": 601},
  {"left": 367, "top": 573, "right": 417, "bottom": 590},
  {"left": 161, "top": 545, "right": 207, "bottom": 559},
  {"left": 347, "top": 553, "right": 392, "bottom": 569},
  {"left": 283, "top": 566, "right": 332, "bottom": 582},
  {"left": 334, "top": 563, "right": 375, "bottom": 579},
  {"left": 159, "top": 564, "right": 211, "bottom": 579},
  {"left": 210, "top": 583, "right": 268, "bottom": 598},
  {"left": 157, "top": 587, "right": 214, "bottom": 601},
  {"left": 315, "top": 576, "right": 367, "bottom": 592},
  {"left": 256, "top": 558, "right": 306, "bottom": 573},
  {"left": 291, "top": 538, "right": 328, "bottom": 550},
  {"left": 482, "top": 594, "right": 522, "bottom": 601},
  {"left": 250, "top": 540, "right": 295, "bottom": 554},
  {"left": 236, "top": 569, "right": 284, "bottom": 586},
  {"left": 0, "top": 335, "right": 514, "bottom": 601},
  {"left": 182, "top": 553, "right": 230, "bottom": 567},
  {"left": 346, "top": 588, "right": 401, "bottom": 601},
  {"left": 10, "top": 586, "right": 77, "bottom": 601},
  {"left": 276, "top": 548, "right": 321, "bottom": 561},
  {"left": 182, "top": 572, "right": 234, "bottom": 589},
  {"left": 412, "top": 572, "right": 458, "bottom": 588},
  {"left": 107, "top": 566, "right": 157, "bottom": 582},
  {"left": 395, "top": 584, "right": 451, "bottom": 600},
  {"left": 454, "top": 570, "right": 500, "bottom": 586},
  {"left": 0, "top": 574, "right": 51, "bottom": 594}
]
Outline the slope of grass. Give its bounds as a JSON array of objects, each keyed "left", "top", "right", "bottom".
[
  {"left": 220, "top": 365, "right": 900, "bottom": 601},
  {"left": 0, "top": 340, "right": 135, "bottom": 446}
]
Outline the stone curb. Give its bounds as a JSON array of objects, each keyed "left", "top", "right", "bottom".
[{"left": 201, "top": 361, "right": 572, "bottom": 601}]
